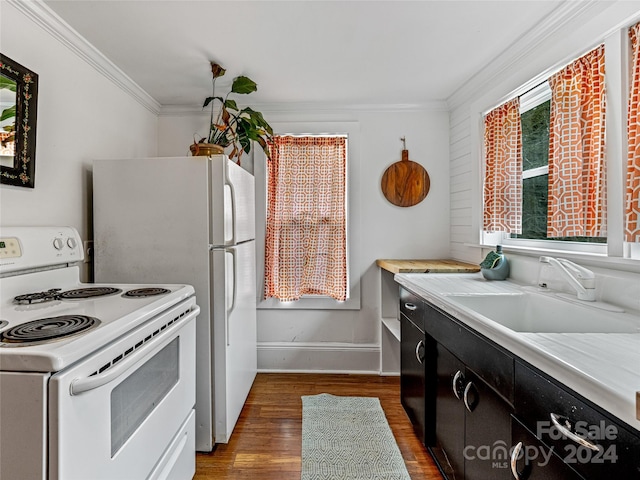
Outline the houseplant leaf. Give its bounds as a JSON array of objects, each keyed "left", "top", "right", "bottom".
[
  {"left": 203, "top": 96, "right": 224, "bottom": 108},
  {"left": 248, "top": 109, "right": 274, "bottom": 135},
  {"left": 224, "top": 99, "right": 239, "bottom": 111},
  {"left": 210, "top": 62, "right": 226, "bottom": 79},
  {"left": 236, "top": 117, "right": 252, "bottom": 154},
  {"left": 231, "top": 76, "right": 257, "bottom": 95}
]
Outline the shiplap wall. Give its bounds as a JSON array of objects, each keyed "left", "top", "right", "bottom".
[{"left": 449, "top": 111, "right": 475, "bottom": 263}]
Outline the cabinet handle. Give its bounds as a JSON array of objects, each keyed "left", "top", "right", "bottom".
[
  {"left": 550, "top": 413, "right": 601, "bottom": 451},
  {"left": 452, "top": 370, "right": 464, "bottom": 400},
  {"left": 463, "top": 382, "right": 477, "bottom": 412},
  {"left": 510, "top": 441, "right": 523, "bottom": 479},
  {"left": 415, "top": 340, "right": 425, "bottom": 364},
  {"left": 404, "top": 303, "right": 417, "bottom": 311}
]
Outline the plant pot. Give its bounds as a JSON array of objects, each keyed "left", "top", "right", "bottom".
[{"left": 189, "top": 143, "right": 225, "bottom": 157}]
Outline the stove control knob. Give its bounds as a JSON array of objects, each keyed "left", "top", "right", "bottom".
[
  {"left": 67, "top": 237, "right": 77, "bottom": 249},
  {"left": 53, "top": 238, "right": 64, "bottom": 250}
]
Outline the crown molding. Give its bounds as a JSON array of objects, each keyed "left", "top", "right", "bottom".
[
  {"left": 9, "top": 0, "right": 161, "bottom": 115},
  {"left": 159, "top": 101, "right": 449, "bottom": 117},
  {"left": 446, "top": 0, "right": 610, "bottom": 111}
]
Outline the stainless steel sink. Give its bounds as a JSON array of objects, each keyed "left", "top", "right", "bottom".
[{"left": 444, "top": 291, "right": 640, "bottom": 334}]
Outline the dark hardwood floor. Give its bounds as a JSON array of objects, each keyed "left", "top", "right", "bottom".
[{"left": 194, "top": 373, "right": 443, "bottom": 479}]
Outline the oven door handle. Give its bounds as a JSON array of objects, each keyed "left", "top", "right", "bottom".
[{"left": 69, "top": 307, "right": 199, "bottom": 396}]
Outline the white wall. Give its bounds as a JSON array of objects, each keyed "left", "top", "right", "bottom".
[
  {"left": 0, "top": 2, "right": 158, "bottom": 280},
  {"left": 159, "top": 106, "right": 451, "bottom": 372}
]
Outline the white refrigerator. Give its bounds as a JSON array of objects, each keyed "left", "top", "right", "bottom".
[{"left": 93, "top": 155, "right": 257, "bottom": 451}]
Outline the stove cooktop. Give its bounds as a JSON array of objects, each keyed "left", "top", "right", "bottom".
[
  {"left": 0, "top": 269, "right": 195, "bottom": 372},
  {"left": 13, "top": 286, "right": 172, "bottom": 305}
]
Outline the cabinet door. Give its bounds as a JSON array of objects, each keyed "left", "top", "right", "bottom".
[
  {"left": 511, "top": 417, "right": 585, "bottom": 480},
  {"left": 515, "top": 361, "right": 640, "bottom": 479},
  {"left": 464, "top": 370, "right": 513, "bottom": 480},
  {"left": 433, "top": 344, "right": 466, "bottom": 480},
  {"left": 400, "top": 313, "right": 427, "bottom": 445}
]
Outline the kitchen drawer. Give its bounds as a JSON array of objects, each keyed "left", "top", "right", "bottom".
[
  {"left": 515, "top": 361, "right": 640, "bottom": 479},
  {"left": 424, "top": 301, "right": 514, "bottom": 404},
  {"left": 400, "top": 288, "right": 425, "bottom": 331},
  {"left": 511, "top": 416, "right": 585, "bottom": 479}
]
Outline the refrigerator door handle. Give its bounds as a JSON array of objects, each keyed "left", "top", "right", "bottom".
[
  {"left": 225, "top": 166, "right": 237, "bottom": 246},
  {"left": 225, "top": 247, "right": 237, "bottom": 346}
]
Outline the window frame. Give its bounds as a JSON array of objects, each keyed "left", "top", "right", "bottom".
[
  {"left": 254, "top": 121, "right": 361, "bottom": 310},
  {"left": 475, "top": 27, "right": 639, "bottom": 265}
]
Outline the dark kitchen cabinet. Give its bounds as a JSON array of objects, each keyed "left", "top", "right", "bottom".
[
  {"left": 511, "top": 416, "right": 585, "bottom": 480},
  {"left": 463, "top": 369, "right": 513, "bottom": 479},
  {"left": 431, "top": 344, "right": 512, "bottom": 480},
  {"left": 399, "top": 288, "right": 514, "bottom": 480},
  {"left": 400, "top": 313, "right": 428, "bottom": 444},
  {"left": 399, "top": 288, "right": 436, "bottom": 446},
  {"left": 514, "top": 361, "right": 640, "bottom": 479},
  {"left": 398, "top": 286, "right": 640, "bottom": 480},
  {"left": 421, "top": 296, "right": 514, "bottom": 480},
  {"left": 431, "top": 344, "right": 466, "bottom": 479}
]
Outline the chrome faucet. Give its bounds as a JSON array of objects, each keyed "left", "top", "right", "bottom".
[{"left": 538, "top": 256, "right": 596, "bottom": 301}]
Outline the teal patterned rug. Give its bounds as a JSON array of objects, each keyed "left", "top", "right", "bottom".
[{"left": 301, "top": 393, "right": 411, "bottom": 480}]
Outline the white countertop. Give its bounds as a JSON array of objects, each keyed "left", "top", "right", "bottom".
[{"left": 395, "top": 272, "right": 640, "bottom": 433}]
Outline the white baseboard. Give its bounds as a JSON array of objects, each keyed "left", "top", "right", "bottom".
[{"left": 257, "top": 341, "right": 380, "bottom": 374}]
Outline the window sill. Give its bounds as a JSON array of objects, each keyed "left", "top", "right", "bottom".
[
  {"left": 465, "top": 242, "right": 640, "bottom": 273},
  {"left": 258, "top": 295, "right": 360, "bottom": 310}
]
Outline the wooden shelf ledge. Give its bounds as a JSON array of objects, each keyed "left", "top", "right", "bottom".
[{"left": 376, "top": 259, "right": 480, "bottom": 274}]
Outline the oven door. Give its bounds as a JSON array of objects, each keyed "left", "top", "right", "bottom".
[{"left": 48, "top": 299, "right": 198, "bottom": 480}]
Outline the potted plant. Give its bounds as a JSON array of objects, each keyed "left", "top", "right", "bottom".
[{"left": 191, "top": 62, "right": 274, "bottom": 163}]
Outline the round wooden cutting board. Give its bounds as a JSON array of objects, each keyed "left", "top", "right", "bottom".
[{"left": 381, "top": 148, "right": 430, "bottom": 207}]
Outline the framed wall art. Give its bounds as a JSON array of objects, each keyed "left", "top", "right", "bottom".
[{"left": 1, "top": 54, "right": 38, "bottom": 188}]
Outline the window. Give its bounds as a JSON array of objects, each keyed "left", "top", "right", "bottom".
[
  {"left": 255, "top": 121, "right": 360, "bottom": 310},
  {"left": 515, "top": 83, "right": 606, "bottom": 244},
  {"left": 264, "top": 135, "right": 348, "bottom": 302},
  {"left": 483, "top": 45, "right": 608, "bottom": 254},
  {"left": 519, "top": 89, "right": 550, "bottom": 240}
]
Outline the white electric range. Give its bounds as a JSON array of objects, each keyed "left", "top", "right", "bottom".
[{"left": 0, "top": 226, "right": 199, "bottom": 480}]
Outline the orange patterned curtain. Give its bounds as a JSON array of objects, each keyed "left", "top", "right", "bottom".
[
  {"left": 483, "top": 98, "right": 522, "bottom": 233},
  {"left": 264, "top": 136, "right": 347, "bottom": 301},
  {"left": 626, "top": 23, "right": 640, "bottom": 242},
  {"left": 547, "top": 45, "right": 606, "bottom": 238}
]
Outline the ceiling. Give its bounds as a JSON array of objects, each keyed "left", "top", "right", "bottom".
[{"left": 43, "top": 0, "right": 566, "bottom": 108}]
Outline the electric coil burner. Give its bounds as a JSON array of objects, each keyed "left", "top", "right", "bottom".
[
  {"left": 13, "top": 287, "right": 123, "bottom": 305},
  {"left": 123, "top": 287, "right": 171, "bottom": 298},
  {"left": 58, "top": 287, "right": 122, "bottom": 300},
  {"left": 0, "top": 315, "right": 101, "bottom": 346},
  {"left": 14, "top": 288, "right": 62, "bottom": 305}
]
